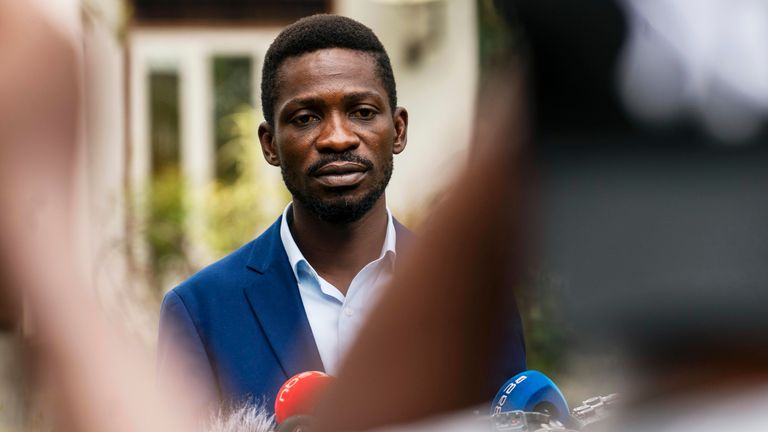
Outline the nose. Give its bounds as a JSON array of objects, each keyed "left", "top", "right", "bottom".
[{"left": 315, "top": 112, "right": 360, "bottom": 152}]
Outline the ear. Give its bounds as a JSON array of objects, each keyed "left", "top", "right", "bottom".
[
  {"left": 392, "top": 107, "right": 408, "bottom": 155},
  {"left": 258, "top": 121, "right": 281, "bottom": 167}
]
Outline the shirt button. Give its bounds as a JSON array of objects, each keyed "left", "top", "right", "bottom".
[{"left": 344, "top": 307, "right": 354, "bottom": 317}]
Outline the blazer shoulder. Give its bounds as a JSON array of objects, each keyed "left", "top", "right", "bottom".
[
  {"left": 167, "top": 217, "right": 283, "bottom": 302},
  {"left": 172, "top": 240, "right": 252, "bottom": 297}
]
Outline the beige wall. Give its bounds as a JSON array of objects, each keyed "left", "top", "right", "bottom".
[
  {"left": 336, "top": 0, "right": 479, "bottom": 222},
  {"left": 40, "top": 0, "right": 479, "bottom": 318},
  {"left": 128, "top": 0, "right": 479, "bottom": 238}
]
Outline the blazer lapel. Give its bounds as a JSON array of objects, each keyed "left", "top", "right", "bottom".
[{"left": 242, "top": 218, "right": 324, "bottom": 378}]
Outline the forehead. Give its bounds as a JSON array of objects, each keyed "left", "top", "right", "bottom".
[{"left": 274, "top": 48, "right": 387, "bottom": 107}]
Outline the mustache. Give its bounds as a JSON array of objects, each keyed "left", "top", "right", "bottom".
[{"left": 307, "top": 153, "right": 374, "bottom": 176}]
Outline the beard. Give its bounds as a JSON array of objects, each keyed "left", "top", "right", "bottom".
[{"left": 281, "top": 152, "right": 393, "bottom": 224}]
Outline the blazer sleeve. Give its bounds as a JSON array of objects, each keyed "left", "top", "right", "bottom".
[{"left": 158, "top": 290, "right": 220, "bottom": 414}]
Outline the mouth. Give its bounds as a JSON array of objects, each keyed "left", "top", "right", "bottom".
[{"left": 311, "top": 161, "right": 369, "bottom": 188}]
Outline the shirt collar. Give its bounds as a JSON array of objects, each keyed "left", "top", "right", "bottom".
[{"left": 279, "top": 202, "right": 397, "bottom": 280}]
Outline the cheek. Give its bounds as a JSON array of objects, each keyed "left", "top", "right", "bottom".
[
  {"left": 277, "top": 136, "right": 311, "bottom": 166},
  {"left": 362, "top": 123, "right": 396, "bottom": 147}
]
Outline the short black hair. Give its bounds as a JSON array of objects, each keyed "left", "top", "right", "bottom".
[{"left": 260, "top": 14, "right": 397, "bottom": 126}]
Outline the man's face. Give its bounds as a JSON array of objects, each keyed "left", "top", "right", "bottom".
[{"left": 258, "top": 48, "right": 408, "bottom": 224}]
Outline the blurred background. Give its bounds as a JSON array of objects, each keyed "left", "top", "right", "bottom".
[
  {"left": 34, "top": 0, "right": 485, "bottom": 344},
  {"left": 6, "top": 0, "right": 768, "bottom": 430},
  {"left": 1, "top": 1, "right": 531, "bottom": 430}
]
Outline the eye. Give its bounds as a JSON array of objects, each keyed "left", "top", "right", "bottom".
[
  {"left": 290, "top": 113, "right": 319, "bottom": 127},
  {"left": 350, "top": 108, "right": 377, "bottom": 120}
]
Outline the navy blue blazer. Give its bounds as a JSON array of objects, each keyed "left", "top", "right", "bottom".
[{"left": 158, "top": 216, "right": 526, "bottom": 413}]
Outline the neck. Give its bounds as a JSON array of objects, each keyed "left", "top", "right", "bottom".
[{"left": 288, "top": 197, "right": 389, "bottom": 295}]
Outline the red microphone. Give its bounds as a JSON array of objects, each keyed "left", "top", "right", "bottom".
[{"left": 274, "top": 371, "right": 334, "bottom": 424}]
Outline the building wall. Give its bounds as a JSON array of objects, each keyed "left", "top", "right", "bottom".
[
  {"left": 336, "top": 0, "right": 479, "bottom": 222},
  {"left": 125, "top": 0, "right": 479, "bottom": 297},
  {"left": 128, "top": 27, "right": 289, "bottom": 278},
  {"left": 129, "top": 0, "right": 479, "bottom": 243}
]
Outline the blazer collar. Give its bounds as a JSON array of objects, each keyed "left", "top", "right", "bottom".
[
  {"left": 247, "top": 216, "right": 415, "bottom": 272},
  {"left": 243, "top": 217, "right": 324, "bottom": 378},
  {"left": 245, "top": 217, "right": 284, "bottom": 274},
  {"left": 241, "top": 216, "right": 414, "bottom": 379}
]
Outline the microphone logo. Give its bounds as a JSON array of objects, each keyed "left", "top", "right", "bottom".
[
  {"left": 278, "top": 371, "right": 321, "bottom": 403},
  {"left": 494, "top": 374, "right": 528, "bottom": 415},
  {"left": 490, "top": 370, "right": 570, "bottom": 424}
]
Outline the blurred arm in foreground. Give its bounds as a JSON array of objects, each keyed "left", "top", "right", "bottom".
[
  {"left": 0, "top": 3, "right": 199, "bottom": 431},
  {"left": 313, "top": 64, "right": 530, "bottom": 431}
]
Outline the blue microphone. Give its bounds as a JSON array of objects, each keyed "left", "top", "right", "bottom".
[{"left": 490, "top": 370, "right": 570, "bottom": 424}]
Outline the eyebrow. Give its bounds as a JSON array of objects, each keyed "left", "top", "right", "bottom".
[
  {"left": 282, "top": 96, "right": 324, "bottom": 109},
  {"left": 341, "top": 91, "right": 385, "bottom": 105},
  {"left": 281, "top": 91, "right": 385, "bottom": 111}
]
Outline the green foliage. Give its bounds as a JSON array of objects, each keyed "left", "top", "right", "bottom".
[
  {"left": 200, "top": 103, "right": 289, "bottom": 258},
  {"left": 145, "top": 166, "right": 190, "bottom": 286},
  {"left": 518, "top": 272, "right": 570, "bottom": 375},
  {"left": 137, "top": 103, "right": 287, "bottom": 294},
  {"left": 213, "top": 56, "right": 254, "bottom": 184}
]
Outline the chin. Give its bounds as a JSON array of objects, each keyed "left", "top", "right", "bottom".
[
  {"left": 306, "top": 191, "right": 383, "bottom": 224},
  {"left": 315, "top": 202, "right": 371, "bottom": 224},
  {"left": 287, "top": 170, "right": 390, "bottom": 224}
]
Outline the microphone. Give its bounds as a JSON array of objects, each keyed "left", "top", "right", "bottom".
[
  {"left": 274, "top": 371, "right": 334, "bottom": 425},
  {"left": 490, "top": 370, "right": 570, "bottom": 424}
]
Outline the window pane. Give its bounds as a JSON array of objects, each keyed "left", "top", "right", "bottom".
[
  {"left": 213, "top": 56, "right": 253, "bottom": 184},
  {"left": 147, "top": 71, "right": 186, "bottom": 290},
  {"left": 149, "top": 71, "right": 180, "bottom": 174}
]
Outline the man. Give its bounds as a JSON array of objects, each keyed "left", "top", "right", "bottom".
[{"left": 158, "top": 14, "right": 527, "bottom": 414}]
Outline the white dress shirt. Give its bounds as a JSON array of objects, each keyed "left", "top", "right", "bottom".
[{"left": 279, "top": 203, "right": 397, "bottom": 374}]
